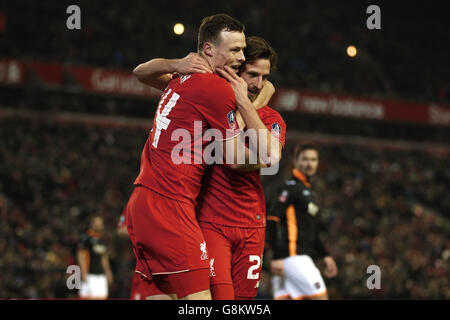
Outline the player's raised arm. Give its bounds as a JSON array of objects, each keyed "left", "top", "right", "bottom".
[
  {"left": 217, "top": 66, "right": 282, "bottom": 168},
  {"left": 235, "top": 80, "right": 275, "bottom": 129},
  {"left": 133, "top": 53, "right": 212, "bottom": 90},
  {"left": 253, "top": 80, "right": 275, "bottom": 110},
  {"left": 231, "top": 80, "right": 277, "bottom": 171}
]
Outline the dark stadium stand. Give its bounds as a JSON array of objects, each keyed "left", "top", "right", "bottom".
[{"left": 1, "top": 1, "right": 449, "bottom": 105}]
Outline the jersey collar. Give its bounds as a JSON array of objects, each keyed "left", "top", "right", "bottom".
[
  {"left": 292, "top": 168, "right": 311, "bottom": 189},
  {"left": 88, "top": 229, "right": 102, "bottom": 238}
]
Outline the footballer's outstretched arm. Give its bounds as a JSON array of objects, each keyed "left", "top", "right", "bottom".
[{"left": 133, "top": 53, "right": 212, "bottom": 90}]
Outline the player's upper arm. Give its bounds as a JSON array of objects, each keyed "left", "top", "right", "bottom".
[
  {"left": 253, "top": 80, "right": 275, "bottom": 110},
  {"left": 133, "top": 62, "right": 172, "bottom": 91}
]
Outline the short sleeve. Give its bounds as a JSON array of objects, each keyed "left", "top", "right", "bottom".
[{"left": 262, "top": 110, "right": 287, "bottom": 148}]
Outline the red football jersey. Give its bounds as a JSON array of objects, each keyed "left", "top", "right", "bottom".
[
  {"left": 134, "top": 73, "right": 239, "bottom": 205},
  {"left": 196, "top": 106, "right": 286, "bottom": 227}
]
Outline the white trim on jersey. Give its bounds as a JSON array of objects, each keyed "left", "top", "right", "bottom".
[{"left": 150, "top": 269, "right": 190, "bottom": 275}]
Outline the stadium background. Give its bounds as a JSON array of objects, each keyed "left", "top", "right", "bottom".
[{"left": 0, "top": 1, "right": 448, "bottom": 299}]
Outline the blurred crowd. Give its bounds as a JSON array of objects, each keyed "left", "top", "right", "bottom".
[
  {"left": 1, "top": 1, "right": 449, "bottom": 105},
  {"left": 0, "top": 118, "right": 142, "bottom": 298},
  {"left": 0, "top": 117, "right": 448, "bottom": 299},
  {"left": 261, "top": 143, "right": 450, "bottom": 299}
]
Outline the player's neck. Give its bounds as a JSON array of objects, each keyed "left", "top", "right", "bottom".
[{"left": 199, "top": 52, "right": 215, "bottom": 74}]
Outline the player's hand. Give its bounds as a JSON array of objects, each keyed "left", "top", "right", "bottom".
[
  {"left": 270, "top": 259, "right": 285, "bottom": 276},
  {"left": 216, "top": 65, "right": 250, "bottom": 109},
  {"left": 176, "top": 53, "right": 212, "bottom": 74},
  {"left": 323, "top": 256, "right": 338, "bottom": 278}
]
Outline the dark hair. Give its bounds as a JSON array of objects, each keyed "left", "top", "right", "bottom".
[
  {"left": 293, "top": 143, "right": 319, "bottom": 160},
  {"left": 243, "top": 36, "right": 278, "bottom": 71},
  {"left": 197, "top": 14, "right": 245, "bottom": 52}
]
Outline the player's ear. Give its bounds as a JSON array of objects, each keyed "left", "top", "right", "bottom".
[{"left": 203, "top": 41, "right": 214, "bottom": 58}]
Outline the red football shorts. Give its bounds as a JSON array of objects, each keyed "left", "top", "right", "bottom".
[
  {"left": 199, "top": 221, "right": 265, "bottom": 299},
  {"left": 125, "top": 186, "right": 210, "bottom": 298},
  {"left": 130, "top": 271, "right": 170, "bottom": 300},
  {"left": 130, "top": 272, "right": 144, "bottom": 300}
]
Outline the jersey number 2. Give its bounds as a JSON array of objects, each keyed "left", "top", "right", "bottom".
[
  {"left": 247, "top": 255, "right": 262, "bottom": 280},
  {"left": 152, "top": 88, "right": 180, "bottom": 148}
]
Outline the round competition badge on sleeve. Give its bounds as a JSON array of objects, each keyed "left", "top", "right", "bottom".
[
  {"left": 227, "top": 111, "right": 236, "bottom": 131},
  {"left": 272, "top": 123, "right": 281, "bottom": 138}
]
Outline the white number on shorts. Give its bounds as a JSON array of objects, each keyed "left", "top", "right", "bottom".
[
  {"left": 247, "top": 255, "right": 262, "bottom": 280},
  {"left": 152, "top": 88, "right": 180, "bottom": 148}
]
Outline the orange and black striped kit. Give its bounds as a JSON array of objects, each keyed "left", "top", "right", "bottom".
[{"left": 266, "top": 169, "right": 328, "bottom": 260}]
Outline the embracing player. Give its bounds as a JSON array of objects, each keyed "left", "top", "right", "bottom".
[
  {"left": 135, "top": 36, "right": 286, "bottom": 299},
  {"left": 198, "top": 37, "right": 286, "bottom": 299},
  {"left": 125, "top": 14, "right": 271, "bottom": 300}
]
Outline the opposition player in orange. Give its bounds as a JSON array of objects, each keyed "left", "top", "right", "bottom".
[
  {"left": 77, "top": 216, "right": 113, "bottom": 299},
  {"left": 266, "top": 143, "right": 338, "bottom": 300},
  {"left": 134, "top": 36, "right": 286, "bottom": 299},
  {"left": 125, "top": 14, "right": 273, "bottom": 300}
]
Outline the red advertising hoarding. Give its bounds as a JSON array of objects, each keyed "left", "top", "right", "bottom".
[
  {"left": 1, "top": 57, "right": 449, "bottom": 127},
  {"left": 270, "top": 89, "right": 450, "bottom": 126},
  {"left": 70, "top": 66, "right": 161, "bottom": 98}
]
